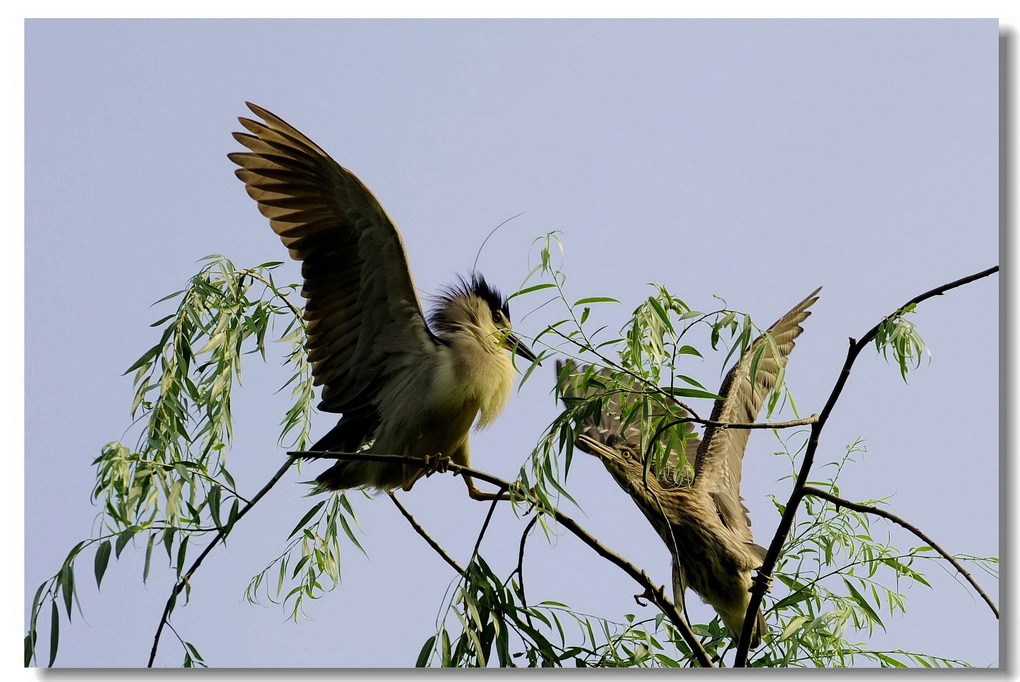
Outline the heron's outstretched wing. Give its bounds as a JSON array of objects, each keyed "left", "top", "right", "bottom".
[
  {"left": 693, "top": 288, "right": 821, "bottom": 541},
  {"left": 556, "top": 361, "right": 700, "bottom": 482},
  {"left": 229, "top": 102, "right": 438, "bottom": 414}
]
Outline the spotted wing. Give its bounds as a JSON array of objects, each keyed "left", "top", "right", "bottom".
[
  {"left": 229, "top": 102, "right": 438, "bottom": 414},
  {"left": 693, "top": 288, "right": 820, "bottom": 542}
]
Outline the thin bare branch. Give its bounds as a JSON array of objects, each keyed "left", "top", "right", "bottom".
[
  {"left": 468, "top": 491, "right": 505, "bottom": 564},
  {"left": 511, "top": 516, "right": 541, "bottom": 602},
  {"left": 800, "top": 486, "right": 998, "bottom": 617},
  {"left": 681, "top": 414, "right": 818, "bottom": 431},
  {"left": 387, "top": 492, "right": 466, "bottom": 575},
  {"left": 579, "top": 386, "right": 819, "bottom": 433},
  {"left": 147, "top": 460, "right": 293, "bottom": 667},
  {"left": 288, "top": 451, "right": 510, "bottom": 493}
]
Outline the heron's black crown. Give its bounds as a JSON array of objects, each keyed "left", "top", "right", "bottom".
[{"left": 430, "top": 272, "right": 511, "bottom": 335}]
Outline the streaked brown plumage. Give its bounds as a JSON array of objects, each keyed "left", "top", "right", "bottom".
[
  {"left": 229, "top": 103, "right": 536, "bottom": 498},
  {"left": 559, "top": 287, "right": 820, "bottom": 648}
]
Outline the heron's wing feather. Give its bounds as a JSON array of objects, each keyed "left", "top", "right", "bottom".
[
  {"left": 693, "top": 288, "right": 820, "bottom": 540},
  {"left": 229, "top": 103, "right": 437, "bottom": 413}
]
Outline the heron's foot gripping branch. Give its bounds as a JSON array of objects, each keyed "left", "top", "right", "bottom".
[
  {"left": 634, "top": 587, "right": 654, "bottom": 607},
  {"left": 751, "top": 568, "right": 773, "bottom": 596},
  {"left": 423, "top": 453, "right": 451, "bottom": 477}
]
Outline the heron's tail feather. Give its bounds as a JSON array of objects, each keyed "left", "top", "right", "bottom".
[
  {"left": 754, "top": 608, "right": 767, "bottom": 648},
  {"left": 313, "top": 461, "right": 357, "bottom": 491},
  {"left": 310, "top": 407, "right": 379, "bottom": 454},
  {"left": 720, "top": 606, "right": 766, "bottom": 649},
  {"left": 308, "top": 407, "right": 383, "bottom": 492}
]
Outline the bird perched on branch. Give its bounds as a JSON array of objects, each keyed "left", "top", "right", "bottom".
[
  {"left": 558, "top": 287, "right": 820, "bottom": 648},
  {"left": 229, "top": 102, "right": 538, "bottom": 500}
]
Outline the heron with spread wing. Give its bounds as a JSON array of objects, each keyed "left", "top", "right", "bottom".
[
  {"left": 229, "top": 103, "right": 538, "bottom": 500},
  {"left": 559, "top": 288, "right": 819, "bottom": 648}
]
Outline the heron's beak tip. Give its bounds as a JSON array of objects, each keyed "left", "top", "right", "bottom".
[
  {"left": 507, "top": 333, "right": 539, "bottom": 365},
  {"left": 576, "top": 434, "right": 612, "bottom": 461}
]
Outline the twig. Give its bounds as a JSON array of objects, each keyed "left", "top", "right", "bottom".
[
  {"left": 733, "top": 265, "right": 999, "bottom": 666},
  {"left": 800, "top": 486, "right": 998, "bottom": 618},
  {"left": 510, "top": 516, "right": 541, "bottom": 605},
  {"left": 461, "top": 515, "right": 555, "bottom": 666},
  {"left": 677, "top": 414, "right": 818, "bottom": 431},
  {"left": 288, "top": 450, "right": 507, "bottom": 488},
  {"left": 147, "top": 460, "right": 294, "bottom": 667},
  {"left": 642, "top": 414, "right": 819, "bottom": 474},
  {"left": 580, "top": 387, "right": 819, "bottom": 433},
  {"left": 387, "top": 492, "right": 466, "bottom": 575},
  {"left": 468, "top": 490, "right": 505, "bottom": 564},
  {"left": 509, "top": 516, "right": 543, "bottom": 651}
]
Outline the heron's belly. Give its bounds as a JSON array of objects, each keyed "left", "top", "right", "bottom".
[
  {"left": 373, "top": 395, "right": 479, "bottom": 461},
  {"left": 663, "top": 509, "right": 760, "bottom": 624},
  {"left": 370, "top": 346, "right": 511, "bottom": 463}
]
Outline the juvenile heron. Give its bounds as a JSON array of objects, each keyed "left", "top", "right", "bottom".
[
  {"left": 229, "top": 103, "right": 538, "bottom": 500},
  {"left": 559, "top": 287, "right": 820, "bottom": 648}
]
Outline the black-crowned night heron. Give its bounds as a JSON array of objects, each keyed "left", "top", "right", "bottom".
[
  {"left": 229, "top": 103, "right": 538, "bottom": 500},
  {"left": 559, "top": 288, "right": 819, "bottom": 648}
]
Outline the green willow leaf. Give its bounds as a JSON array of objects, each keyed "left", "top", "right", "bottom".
[
  {"left": 93, "top": 540, "right": 112, "bottom": 589},
  {"left": 416, "top": 635, "right": 437, "bottom": 667},
  {"left": 288, "top": 500, "right": 326, "bottom": 540},
  {"left": 573, "top": 296, "right": 620, "bottom": 306},
  {"left": 58, "top": 564, "right": 73, "bottom": 619},
  {"left": 48, "top": 601, "right": 59, "bottom": 667}
]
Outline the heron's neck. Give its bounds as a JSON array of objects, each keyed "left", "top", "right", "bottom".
[{"left": 437, "top": 330, "right": 516, "bottom": 427}]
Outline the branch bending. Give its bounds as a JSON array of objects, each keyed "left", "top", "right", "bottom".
[
  {"left": 800, "top": 486, "right": 998, "bottom": 618},
  {"left": 147, "top": 460, "right": 293, "bottom": 667},
  {"left": 387, "top": 493, "right": 466, "bottom": 575}
]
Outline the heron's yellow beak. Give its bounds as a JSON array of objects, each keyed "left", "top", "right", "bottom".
[{"left": 576, "top": 434, "right": 620, "bottom": 462}]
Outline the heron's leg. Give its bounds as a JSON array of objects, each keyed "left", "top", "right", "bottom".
[
  {"left": 463, "top": 475, "right": 511, "bottom": 501},
  {"left": 671, "top": 559, "right": 690, "bottom": 618},
  {"left": 401, "top": 466, "right": 426, "bottom": 491}
]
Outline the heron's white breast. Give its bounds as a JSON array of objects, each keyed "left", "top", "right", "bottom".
[{"left": 434, "top": 336, "right": 515, "bottom": 428}]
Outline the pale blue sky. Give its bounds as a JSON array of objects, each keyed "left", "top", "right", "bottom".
[{"left": 24, "top": 19, "right": 999, "bottom": 667}]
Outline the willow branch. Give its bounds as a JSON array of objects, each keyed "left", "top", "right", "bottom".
[
  {"left": 468, "top": 492, "right": 505, "bottom": 565},
  {"left": 680, "top": 415, "right": 818, "bottom": 430},
  {"left": 287, "top": 449, "right": 713, "bottom": 667},
  {"left": 510, "top": 516, "right": 541, "bottom": 608},
  {"left": 800, "top": 486, "right": 998, "bottom": 617},
  {"left": 508, "top": 515, "right": 555, "bottom": 664},
  {"left": 393, "top": 486, "right": 549, "bottom": 666},
  {"left": 288, "top": 451, "right": 510, "bottom": 490},
  {"left": 733, "top": 265, "right": 999, "bottom": 666},
  {"left": 147, "top": 459, "right": 294, "bottom": 667}
]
